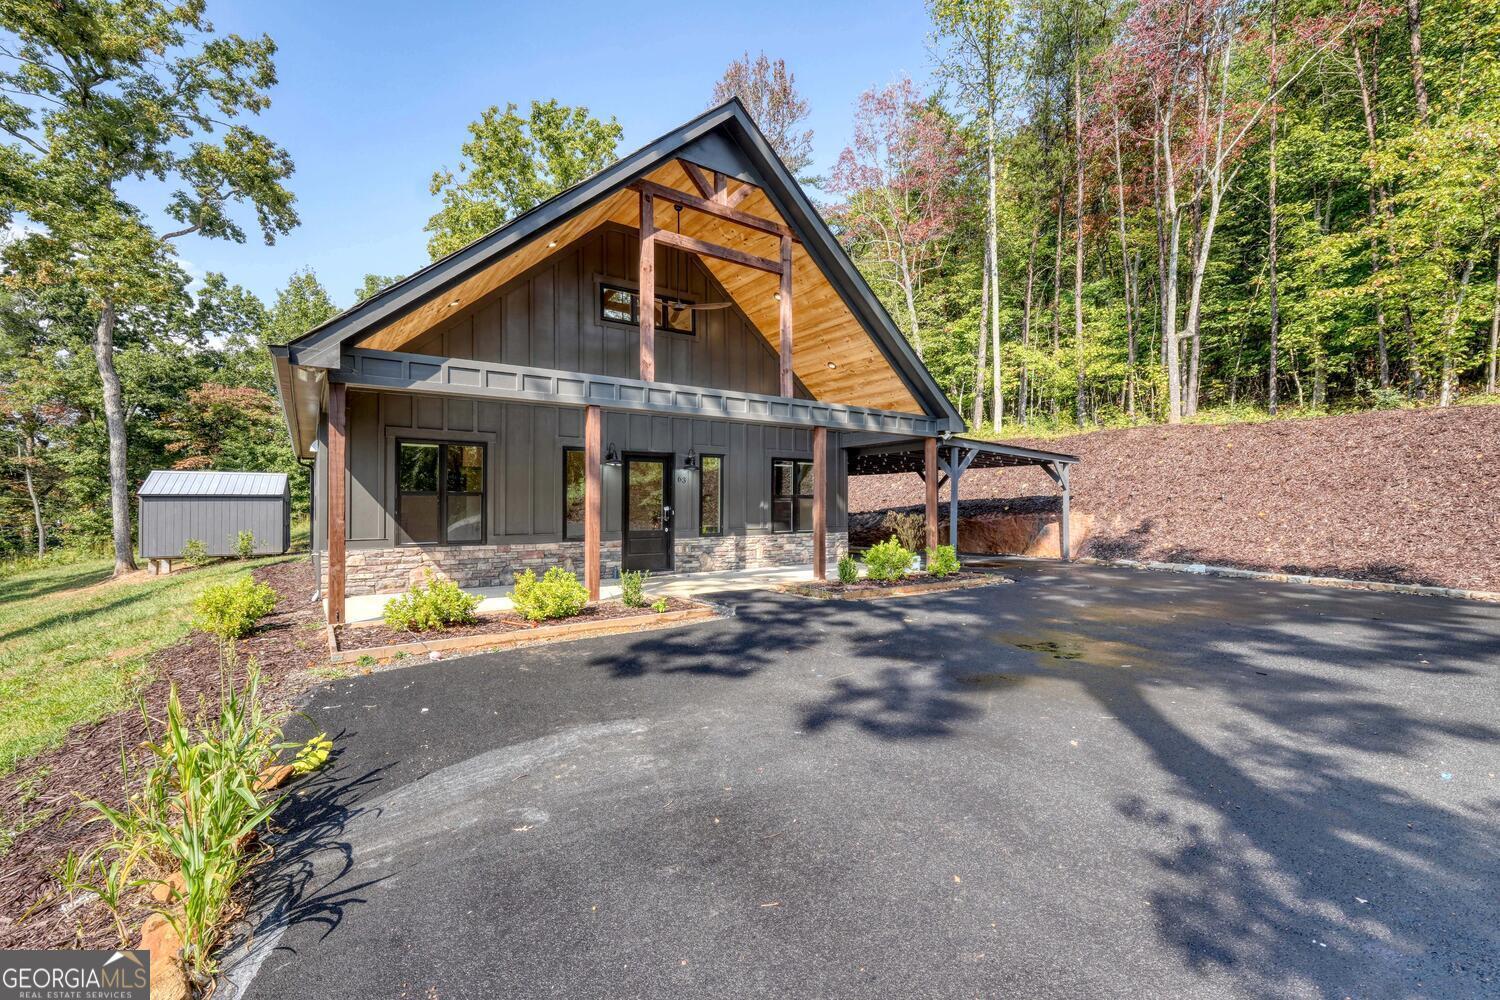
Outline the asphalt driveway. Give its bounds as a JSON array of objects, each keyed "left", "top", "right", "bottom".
[{"left": 224, "top": 563, "right": 1500, "bottom": 999}]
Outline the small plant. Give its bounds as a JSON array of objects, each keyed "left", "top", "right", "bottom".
[
  {"left": 234, "top": 530, "right": 256, "bottom": 559},
  {"left": 651, "top": 597, "right": 669, "bottom": 613},
  {"left": 836, "top": 553, "right": 859, "bottom": 586},
  {"left": 193, "top": 574, "right": 277, "bottom": 641},
  {"left": 511, "top": 566, "right": 589, "bottom": 622},
  {"left": 180, "top": 537, "right": 209, "bottom": 566},
  {"left": 354, "top": 654, "right": 377, "bottom": 668},
  {"left": 292, "top": 733, "right": 333, "bottom": 774},
  {"left": 926, "top": 545, "right": 961, "bottom": 577},
  {"left": 620, "top": 568, "right": 650, "bottom": 608},
  {"left": 879, "top": 510, "right": 926, "bottom": 553},
  {"left": 862, "top": 536, "right": 914, "bottom": 582},
  {"left": 382, "top": 571, "right": 481, "bottom": 632}
]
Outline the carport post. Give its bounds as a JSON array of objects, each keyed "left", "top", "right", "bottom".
[
  {"left": 584, "top": 405, "right": 602, "bottom": 601},
  {"left": 923, "top": 437, "right": 939, "bottom": 551},
  {"left": 948, "top": 445, "right": 961, "bottom": 550},
  {"left": 1057, "top": 462, "right": 1072, "bottom": 562}
]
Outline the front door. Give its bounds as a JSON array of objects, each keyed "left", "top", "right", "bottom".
[{"left": 622, "top": 455, "right": 672, "bottom": 572}]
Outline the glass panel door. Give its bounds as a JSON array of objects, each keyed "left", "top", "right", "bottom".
[{"left": 622, "top": 456, "right": 672, "bottom": 572}]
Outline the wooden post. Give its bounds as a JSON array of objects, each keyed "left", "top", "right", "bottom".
[
  {"left": 924, "top": 436, "right": 939, "bottom": 553},
  {"left": 639, "top": 190, "right": 656, "bottom": 382},
  {"left": 1058, "top": 462, "right": 1072, "bottom": 562},
  {"left": 812, "top": 426, "right": 827, "bottom": 580},
  {"left": 327, "top": 381, "right": 347, "bottom": 625},
  {"left": 584, "top": 405, "right": 602, "bottom": 600},
  {"left": 779, "top": 235, "right": 794, "bottom": 397}
]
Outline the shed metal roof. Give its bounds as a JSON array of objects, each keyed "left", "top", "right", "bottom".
[{"left": 138, "top": 470, "right": 288, "bottom": 498}]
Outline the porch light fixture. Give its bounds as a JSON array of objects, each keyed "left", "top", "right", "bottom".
[
  {"left": 682, "top": 448, "right": 697, "bottom": 470},
  {"left": 604, "top": 443, "right": 622, "bottom": 466}
]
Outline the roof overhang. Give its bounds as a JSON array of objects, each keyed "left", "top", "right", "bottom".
[
  {"left": 845, "top": 435, "right": 1079, "bottom": 477},
  {"left": 270, "top": 344, "right": 325, "bottom": 459},
  {"left": 275, "top": 99, "right": 964, "bottom": 429}
]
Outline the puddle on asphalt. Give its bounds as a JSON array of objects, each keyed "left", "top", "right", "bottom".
[{"left": 992, "top": 627, "right": 1152, "bottom": 669}]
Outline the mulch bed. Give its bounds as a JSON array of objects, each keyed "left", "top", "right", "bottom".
[
  {"left": 0, "top": 559, "right": 327, "bottom": 953},
  {"left": 335, "top": 596, "right": 699, "bottom": 652},
  {"left": 848, "top": 405, "right": 1500, "bottom": 592},
  {"left": 784, "top": 571, "right": 1001, "bottom": 599}
]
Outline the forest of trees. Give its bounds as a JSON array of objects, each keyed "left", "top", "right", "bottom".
[{"left": 1, "top": 0, "right": 1496, "bottom": 563}]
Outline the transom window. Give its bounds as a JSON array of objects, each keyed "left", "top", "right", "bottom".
[
  {"left": 397, "top": 440, "right": 485, "bottom": 545},
  {"left": 770, "top": 458, "right": 814, "bottom": 534},
  {"left": 599, "top": 283, "right": 696, "bottom": 335}
]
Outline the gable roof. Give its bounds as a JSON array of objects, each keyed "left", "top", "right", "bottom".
[
  {"left": 282, "top": 99, "right": 962, "bottom": 426},
  {"left": 139, "top": 469, "right": 288, "bottom": 498}
]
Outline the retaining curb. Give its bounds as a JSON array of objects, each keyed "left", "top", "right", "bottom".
[{"left": 1077, "top": 557, "right": 1500, "bottom": 603}]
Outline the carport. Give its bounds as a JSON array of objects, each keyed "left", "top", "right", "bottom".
[{"left": 843, "top": 435, "right": 1080, "bottom": 559}]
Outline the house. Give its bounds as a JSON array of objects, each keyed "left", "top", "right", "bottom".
[{"left": 270, "top": 99, "right": 1077, "bottom": 624}]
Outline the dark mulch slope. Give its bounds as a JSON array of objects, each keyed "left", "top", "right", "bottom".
[
  {"left": 848, "top": 405, "right": 1500, "bottom": 591},
  {"left": 0, "top": 560, "right": 326, "bottom": 951}
]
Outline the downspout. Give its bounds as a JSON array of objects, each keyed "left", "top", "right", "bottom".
[{"left": 300, "top": 457, "right": 320, "bottom": 602}]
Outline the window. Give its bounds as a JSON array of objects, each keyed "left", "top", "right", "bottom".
[
  {"left": 598, "top": 283, "right": 696, "bottom": 334},
  {"left": 397, "top": 440, "right": 485, "bottom": 545},
  {"left": 699, "top": 455, "right": 723, "bottom": 536},
  {"left": 563, "top": 448, "right": 585, "bottom": 539},
  {"left": 770, "top": 458, "right": 814, "bottom": 533}
]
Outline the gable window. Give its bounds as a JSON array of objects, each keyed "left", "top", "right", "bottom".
[
  {"left": 699, "top": 455, "right": 723, "bottom": 536},
  {"left": 563, "top": 447, "right": 585, "bottom": 539},
  {"left": 599, "top": 283, "right": 696, "bottom": 335},
  {"left": 770, "top": 458, "right": 814, "bottom": 533},
  {"left": 397, "top": 440, "right": 485, "bottom": 545}
]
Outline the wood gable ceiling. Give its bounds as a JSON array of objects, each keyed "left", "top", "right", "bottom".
[{"left": 354, "top": 159, "right": 922, "bottom": 414}]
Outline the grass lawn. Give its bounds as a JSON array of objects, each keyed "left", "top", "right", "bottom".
[{"left": 0, "top": 553, "right": 299, "bottom": 776}]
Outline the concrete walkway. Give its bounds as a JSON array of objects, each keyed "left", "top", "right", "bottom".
[{"left": 342, "top": 564, "right": 817, "bottom": 622}]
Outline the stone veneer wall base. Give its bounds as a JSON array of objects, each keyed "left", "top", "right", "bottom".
[{"left": 336, "top": 532, "right": 848, "bottom": 596}]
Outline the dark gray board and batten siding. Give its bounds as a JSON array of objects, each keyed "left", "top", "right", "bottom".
[
  {"left": 318, "top": 390, "right": 848, "bottom": 551},
  {"left": 138, "top": 470, "right": 291, "bottom": 559}
]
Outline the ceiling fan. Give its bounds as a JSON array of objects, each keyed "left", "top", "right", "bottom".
[{"left": 660, "top": 202, "right": 739, "bottom": 316}]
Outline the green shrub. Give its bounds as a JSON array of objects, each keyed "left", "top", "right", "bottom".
[
  {"left": 620, "top": 568, "right": 650, "bottom": 608},
  {"left": 181, "top": 538, "right": 209, "bottom": 566},
  {"left": 510, "top": 566, "right": 589, "bottom": 622},
  {"left": 926, "top": 545, "right": 961, "bottom": 577},
  {"left": 193, "top": 575, "right": 277, "bottom": 641},
  {"left": 836, "top": 553, "right": 859, "bottom": 585},
  {"left": 292, "top": 733, "right": 333, "bottom": 774},
  {"left": 234, "top": 530, "right": 256, "bottom": 559},
  {"left": 382, "top": 572, "right": 481, "bottom": 632},
  {"left": 862, "top": 537, "right": 914, "bottom": 582},
  {"left": 651, "top": 597, "right": 669, "bottom": 613},
  {"left": 879, "top": 511, "right": 926, "bottom": 552}
]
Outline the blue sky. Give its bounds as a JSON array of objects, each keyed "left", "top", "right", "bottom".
[{"left": 180, "top": 0, "right": 935, "bottom": 308}]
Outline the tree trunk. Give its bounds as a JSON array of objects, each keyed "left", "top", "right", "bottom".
[
  {"left": 1112, "top": 118, "right": 1137, "bottom": 420},
  {"left": 987, "top": 112, "right": 1003, "bottom": 429},
  {"left": 92, "top": 301, "right": 136, "bottom": 575},
  {"left": 1020, "top": 220, "right": 1039, "bottom": 427},
  {"left": 1073, "top": 49, "right": 1087, "bottom": 426},
  {"left": 1352, "top": 38, "right": 1391, "bottom": 388},
  {"left": 973, "top": 243, "right": 989, "bottom": 428},
  {"left": 896, "top": 242, "right": 922, "bottom": 360},
  {"left": 1405, "top": 0, "right": 1429, "bottom": 125},
  {"left": 1438, "top": 239, "right": 1485, "bottom": 406},
  {"left": 1267, "top": 2, "right": 1280, "bottom": 414},
  {"left": 1159, "top": 119, "right": 1184, "bottom": 425},
  {"left": 20, "top": 436, "right": 45, "bottom": 556}
]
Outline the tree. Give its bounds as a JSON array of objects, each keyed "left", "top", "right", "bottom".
[
  {"left": 163, "top": 383, "right": 282, "bottom": 470},
  {"left": 710, "top": 51, "right": 816, "bottom": 180},
  {"left": 355, "top": 273, "right": 402, "bottom": 302},
  {"left": 829, "top": 79, "right": 965, "bottom": 360},
  {"left": 425, "top": 100, "right": 621, "bottom": 259},
  {"left": 266, "top": 269, "right": 339, "bottom": 346},
  {"left": 0, "top": 1, "right": 297, "bottom": 574}
]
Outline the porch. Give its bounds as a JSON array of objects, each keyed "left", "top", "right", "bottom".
[{"left": 339, "top": 563, "right": 817, "bottom": 624}]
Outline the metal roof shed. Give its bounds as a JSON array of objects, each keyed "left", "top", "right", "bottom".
[{"left": 138, "top": 470, "right": 291, "bottom": 560}]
